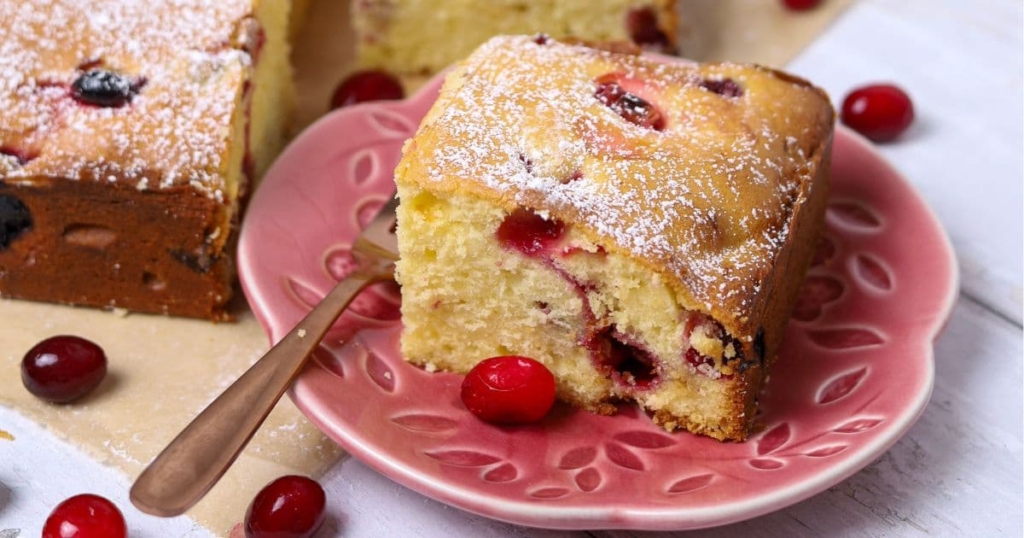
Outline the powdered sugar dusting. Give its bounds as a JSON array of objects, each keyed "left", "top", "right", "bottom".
[
  {"left": 410, "top": 36, "right": 831, "bottom": 313},
  {"left": 0, "top": 0, "right": 260, "bottom": 197}
]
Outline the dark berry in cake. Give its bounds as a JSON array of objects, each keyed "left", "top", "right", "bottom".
[
  {"left": 496, "top": 209, "right": 566, "bottom": 256},
  {"left": 71, "top": 69, "right": 143, "bottom": 107},
  {"left": 594, "top": 77, "right": 666, "bottom": 131},
  {"left": 0, "top": 195, "right": 32, "bottom": 250},
  {"left": 330, "top": 70, "right": 405, "bottom": 110},
  {"left": 700, "top": 78, "right": 744, "bottom": 98},
  {"left": 21, "top": 335, "right": 108, "bottom": 403},
  {"left": 841, "top": 83, "right": 914, "bottom": 142}
]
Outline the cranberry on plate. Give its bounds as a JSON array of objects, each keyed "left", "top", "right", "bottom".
[
  {"left": 21, "top": 335, "right": 108, "bottom": 403},
  {"left": 245, "top": 475, "right": 327, "bottom": 538},
  {"left": 42, "top": 493, "right": 127, "bottom": 538},
  {"left": 329, "top": 69, "right": 404, "bottom": 110},
  {"left": 461, "top": 356, "right": 557, "bottom": 424},
  {"left": 840, "top": 83, "right": 915, "bottom": 142}
]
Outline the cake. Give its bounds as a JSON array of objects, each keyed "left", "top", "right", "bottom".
[
  {"left": 393, "top": 36, "right": 834, "bottom": 441},
  {"left": 0, "top": 0, "right": 295, "bottom": 320},
  {"left": 351, "top": 0, "right": 679, "bottom": 76}
]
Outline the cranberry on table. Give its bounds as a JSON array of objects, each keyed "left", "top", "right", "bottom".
[
  {"left": 21, "top": 335, "right": 107, "bottom": 403},
  {"left": 461, "top": 356, "right": 557, "bottom": 425},
  {"left": 841, "top": 83, "right": 915, "bottom": 142},
  {"left": 245, "top": 475, "right": 326, "bottom": 538},
  {"left": 329, "top": 70, "right": 404, "bottom": 110},
  {"left": 782, "top": 0, "right": 822, "bottom": 10},
  {"left": 42, "top": 493, "right": 127, "bottom": 538}
]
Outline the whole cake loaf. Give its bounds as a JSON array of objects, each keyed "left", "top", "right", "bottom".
[
  {"left": 0, "top": 0, "right": 294, "bottom": 320},
  {"left": 352, "top": 0, "right": 679, "bottom": 75},
  {"left": 394, "top": 36, "right": 834, "bottom": 440}
]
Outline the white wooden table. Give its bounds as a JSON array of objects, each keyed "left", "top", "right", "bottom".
[{"left": 2, "top": 1, "right": 1021, "bottom": 536}]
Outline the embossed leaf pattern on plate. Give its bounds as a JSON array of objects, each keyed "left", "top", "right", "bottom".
[{"left": 240, "top": 74, "right": 956, "bottom": 530}]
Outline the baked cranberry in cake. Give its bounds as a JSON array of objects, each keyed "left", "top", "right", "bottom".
[
  {"left": 594, "top": 73, "right": 666, "bottom": 131},
  {"left": 0, "top": 145, "right": 38, "bottom": 166},
  {"left": 496, "top": 209, "right": 565, "bottom": 256},
  {"left": 0, "top": 195, "right": 32, "bottom": 249},
  {"left": 70, "top": 69, "right": 144, "bottom": 107},
  {"left": 700, "top": 77, "right": 744, "bottom": 98}
]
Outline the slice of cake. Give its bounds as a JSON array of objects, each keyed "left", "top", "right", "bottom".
[
  {"left": 351, "top": 0, "right": 679, "bottom": 75},
  {"left": 394, "top": 36, "right": 834, "bottom": 441},
  {"left": 0, "top": 0, "right": 295, "bottom": 320}
]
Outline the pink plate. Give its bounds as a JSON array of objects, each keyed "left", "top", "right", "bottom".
[{"left": 238, "top": 74, "right": 957, "bottom": 531}]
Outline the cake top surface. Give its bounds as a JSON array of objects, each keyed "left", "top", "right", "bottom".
[
  {"left": 0, "top": 0, "right": 262, "bottom": 198},
  {"left": 396, "top": 35, "right": 834, "bottom": 328}
]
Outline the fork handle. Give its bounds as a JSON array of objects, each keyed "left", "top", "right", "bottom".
[{"left": 130, "top": 261, "right": 393, "bottom": 517}]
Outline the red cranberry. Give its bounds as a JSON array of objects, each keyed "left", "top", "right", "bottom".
[
  {"left": 42, "top": 494, "right": 127, "bottom": 538},
  {"left": 461, "top": 356, "right": 556, "bottom": 424},
  {"left": 0, "top": 194, "right": 32, "bottom": 250},
  {"left": 21, "top": 335, "right": 107, "bottom": 403},
  {"left": 782, "top": 0, "right": 822, "bottom": 10},
  {"left": 0, "top": 145, "right": 38, "bottom": 166},
  {"left": 626, "top": 7, "right": 671, "bottom": 51},
  {"left": 840, "top": 84, "right": 915, "bottom": 142},
  {"left": 245, "top": 475, "right": 326, "bottom": 538},
  {"left": 70, "top": 69, "right": 143, "bottom": 108},
  {"left": 699, "top": 77, "right": 743, "bottom": 98},
  {"left": 496, "top": 208, "right": 566, "bottom": 256},
  {"left": 329, "top": 70, "right": 404, "bottom": 110},
  {"left": 594, "top": 76, "right": 665, "bottom": 131},
  {"left": 588, "top": 327, "right": 658, "bottom": 389},
  {"left": 684, "top": 347, "right": 715, "bottom": 369}
]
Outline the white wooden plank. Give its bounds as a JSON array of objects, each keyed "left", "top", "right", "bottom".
[
  {"left": 0, "top": 408, "right": 211, "bottom": 538},
  {"left": 786, "top": 0, "right": 1024, "bottom": 324}
]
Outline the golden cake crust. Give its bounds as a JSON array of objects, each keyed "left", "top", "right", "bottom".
[
  {"left": 397, "top": 36, "right": 833, "bottom": 349},
  {"left": 0, "top": 1, "right": 264, "bottom": 196}
]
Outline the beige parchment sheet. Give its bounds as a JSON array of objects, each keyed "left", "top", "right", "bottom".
[{"left": 0, "top": 0, "right": 852, "bottom": 535}]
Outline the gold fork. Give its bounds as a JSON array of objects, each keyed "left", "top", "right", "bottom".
[{"left": 130, "top": 196, "right": 400, "bottom": 517}]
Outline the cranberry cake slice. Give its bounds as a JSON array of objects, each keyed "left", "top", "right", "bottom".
[
  {"left": 0, "top": 0, "right": 294, "bottom": 320},
  {"left": 394, "top": 36, "right": 833, "bottom": 441},
  {"left": 352, "top": 0, "right": 678, "bottom": 75}
]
